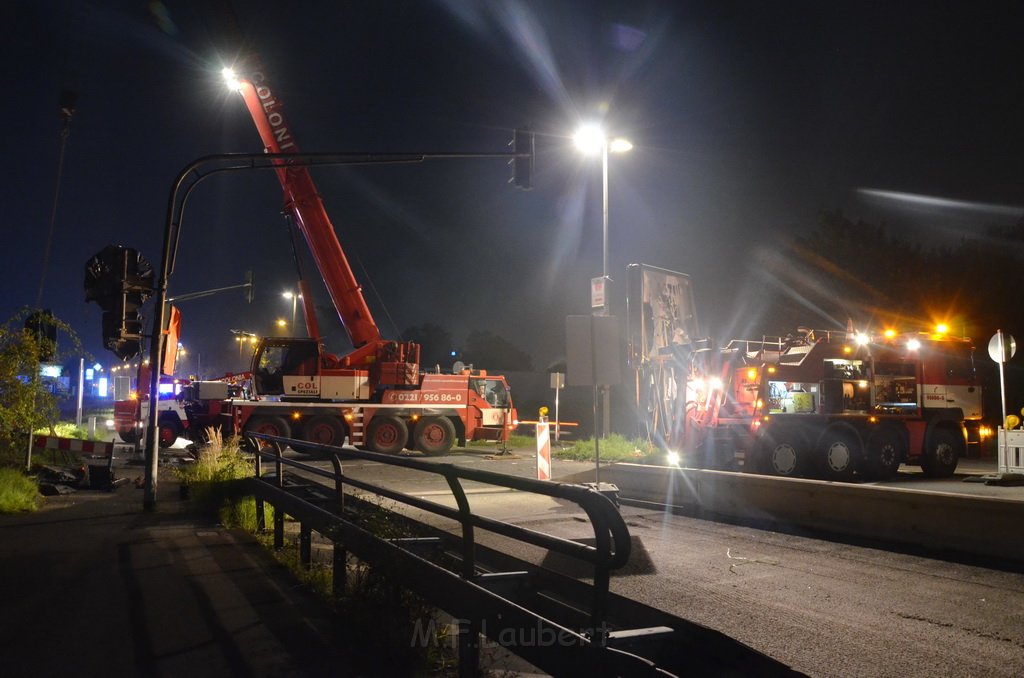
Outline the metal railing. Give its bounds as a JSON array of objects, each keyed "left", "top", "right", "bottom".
[{"left": 244, "top": 432, "right": 653, "bottom": 677}]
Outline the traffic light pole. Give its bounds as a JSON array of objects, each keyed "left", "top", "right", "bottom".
[{"left": 145, "top": 140, "right": 533, "bottom": 509}]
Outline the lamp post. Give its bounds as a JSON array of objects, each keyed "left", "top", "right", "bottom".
[
  {"left": 574, "top": 125, "right": 632, "bottom": 446},
  {"left": 282, "top": 290, "right": 299, "bottom": 329},
  {"left": 573, "top": 124, "right": 632, "bottom": 314}
]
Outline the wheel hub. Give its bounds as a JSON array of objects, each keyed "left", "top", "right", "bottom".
[
  {"left": 827, "top": 442, "right": 851, "bottom": 471},
  {"left": 772, "top": 444, "right": 797, "bottom": 475}
]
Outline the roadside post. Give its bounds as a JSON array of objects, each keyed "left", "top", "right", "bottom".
[
  {"left": 988, "top": 330, "right": 1015, "bottom": 426},
  {"left": 536, "top": 407, "right": 551, "bottom": 481},
  {"left": 550, "top": 372, "right": 564, "bottom": 442},
  {"left": 989, "top": 330, "right": 1023, "bottom": 474}
]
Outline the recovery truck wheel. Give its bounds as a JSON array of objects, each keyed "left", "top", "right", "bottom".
[
  {"left": 756, "top": 427, "right": 808, "bottom": 477},
  {"left": 118, "top": 429, "right": 138, "bottom": 444},
  {"left": 158, "top": 420, "right": 182, "bottom": 448},
  {"left": 818, "top": 423, "right": 862, "bottom": 481},
  {"left": 413, "top": 416, "right": 456, "bottom": 456},
  {"left": 864, "top": 425, "right": 905, "bottom": 480},
  {"left": 366, "top": 415, "right": 408, "bottom": 455},
  {"left": 921, "top": 427, "right": 962, "bottom": 478},
  {"left": 243, "top": 415, "right": 292, "bottom": 450},
  {"left": 302, "top": 415, "right": 346, "bottom": 448}
]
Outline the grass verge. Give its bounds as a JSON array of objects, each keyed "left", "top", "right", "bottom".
[
  {"left": 0, "top": 468, "right": 42, "bottom": 513},
  {"left": 553, "top": 434, "right": 657, "bottom": 462}
]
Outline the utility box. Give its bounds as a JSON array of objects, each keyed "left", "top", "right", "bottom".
[{"left": 193, "top": 381, "right": 230, "bottom": 400}]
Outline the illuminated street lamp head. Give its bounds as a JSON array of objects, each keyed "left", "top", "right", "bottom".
[
  {"left": 573, "top": 124, "right": 633, "bottom": 156},
  {"left": 609, "top": 137, "right": 633, "bottom": 153},
  {"left": 276, "top": 319, "right": 287, "bottom": 328},
  {"left": 222, "top": 67, "right": 243, "bottom": 91},
  {"left": 573, "top": 124, "right": 605, "bottom": 155},
  {"left": 282, "top": 291, "right": 294, "bottom": 300}
]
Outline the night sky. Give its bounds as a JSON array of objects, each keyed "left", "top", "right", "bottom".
[{"left": 6, "top": 0, "right": 1024, "bottom": 377}]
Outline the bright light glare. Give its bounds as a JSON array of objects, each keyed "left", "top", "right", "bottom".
[
  {"left": 709, "top": 376, "right": 723, "bottom": 390},
  {"left": 666, "top": 450, "right": 681, "bottom": 466},
  {"left": 573, "top": 124, "right": 605, "bottom": 155},
  {"left": 609, "top": 138, "right": 633, "bottom": 153},
  {"left": 283, "top": 291, "right": 294, "bottom": 299},
  {"left": 222, "top": 67, "right": 242, "bottom": 91},
  {"left": 855, "top": 333, "right": 870, "bottom": 346},
  {"left": 907, "top": 338, "right": 921, "bottom": 351},
  {"left": 935, "top": 323, "right": 949, "bottom": 335},
  {"left": 884, "top": 329, "right": 896, "bottom": 339}
]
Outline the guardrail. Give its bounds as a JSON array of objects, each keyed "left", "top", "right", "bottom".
[
  {"left": 242, "top": 433, "right": 797, "bottom": 677},
  {"left": 245, "top": 432, "right": 648, "bottom": 676}
]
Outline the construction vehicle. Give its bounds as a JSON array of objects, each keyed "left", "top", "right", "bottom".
[
  {"left": 628, "top": 265, "right": 983, "bottom": 480},
  {"left": 179, "top": 58, "right": 517, "bottom": 454},
  {"left": 113, "top": 371, "right": 190, "bottom": 447}
]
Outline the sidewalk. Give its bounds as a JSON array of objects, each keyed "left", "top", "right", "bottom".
[{"left": 0, "top": 453, "right": 363, "bottom": 678}]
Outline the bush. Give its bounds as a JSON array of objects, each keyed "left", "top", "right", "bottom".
[
  {"left": 175, "top": 428, "right": 254, "bottom": 514},
  {"left": 218, "top": 495, "right": 274, "bottom": 533},
  {"left": 0, "top": 310, "right": 85, "bottom": 457},
  {"left": 0, "top": 467, "right": 42, "bottom": 513}
]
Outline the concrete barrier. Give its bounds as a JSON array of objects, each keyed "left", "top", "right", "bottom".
[{"left": 605, "top": 463, "right": 1024, "bottom": 564}]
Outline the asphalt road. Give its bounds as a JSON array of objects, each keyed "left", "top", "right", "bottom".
[{"left": 283, "top": 445, "right": 1024, "bottom": 677}]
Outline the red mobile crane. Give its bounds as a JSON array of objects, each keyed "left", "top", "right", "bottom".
[{"left": 182, "top": 59, "right": 517, "bottom": 454}]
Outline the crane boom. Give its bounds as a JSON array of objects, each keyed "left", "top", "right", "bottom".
[{"left": 230, "top": 59, "right": 382, "bottom": 355}]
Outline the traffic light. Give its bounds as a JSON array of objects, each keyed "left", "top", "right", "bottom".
[
  {"left": 84, "top": 245, "right": 154, "bottom": 361},
  {"left": 510, "top": 127, "right": 534, "bottom": 190}
]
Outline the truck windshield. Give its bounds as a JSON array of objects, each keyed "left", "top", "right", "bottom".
[{"left": 472, "top": 378, "right": 510, "bottom": 407}]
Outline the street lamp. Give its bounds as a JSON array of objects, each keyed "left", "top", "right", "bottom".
[
  {"left": 574, "top": 124, "right": 632, "bottom": 450},
  {"left": 573, "top": 124, "right": 632, "bottom": 312},
  {"left": 282, "top": 290, "right": 301, "bottom": 329}
]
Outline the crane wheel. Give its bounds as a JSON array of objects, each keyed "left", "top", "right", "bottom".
[
  {"left": 302, "top": 415, "right": 346, "bottom": 448},
  {"left": 413, "top": 416, "right": 456, "bottom": 456},
  {"left": 243, "top": 415, "right": 292, "bottom": 450},
  {"left": 366, "top": 415, "right": 409, "bottom": 455}
]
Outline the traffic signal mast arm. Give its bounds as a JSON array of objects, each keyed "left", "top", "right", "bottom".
[{"left": 231, "top": 61, "right": 386, "bottom": 369}]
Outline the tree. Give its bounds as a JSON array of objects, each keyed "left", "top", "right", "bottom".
[
  {"left": 0, "top": 310, "right": 82, "bottom": 458},
  {"left": 463, "top": 330, "right": 533, "bottom": 371}
]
